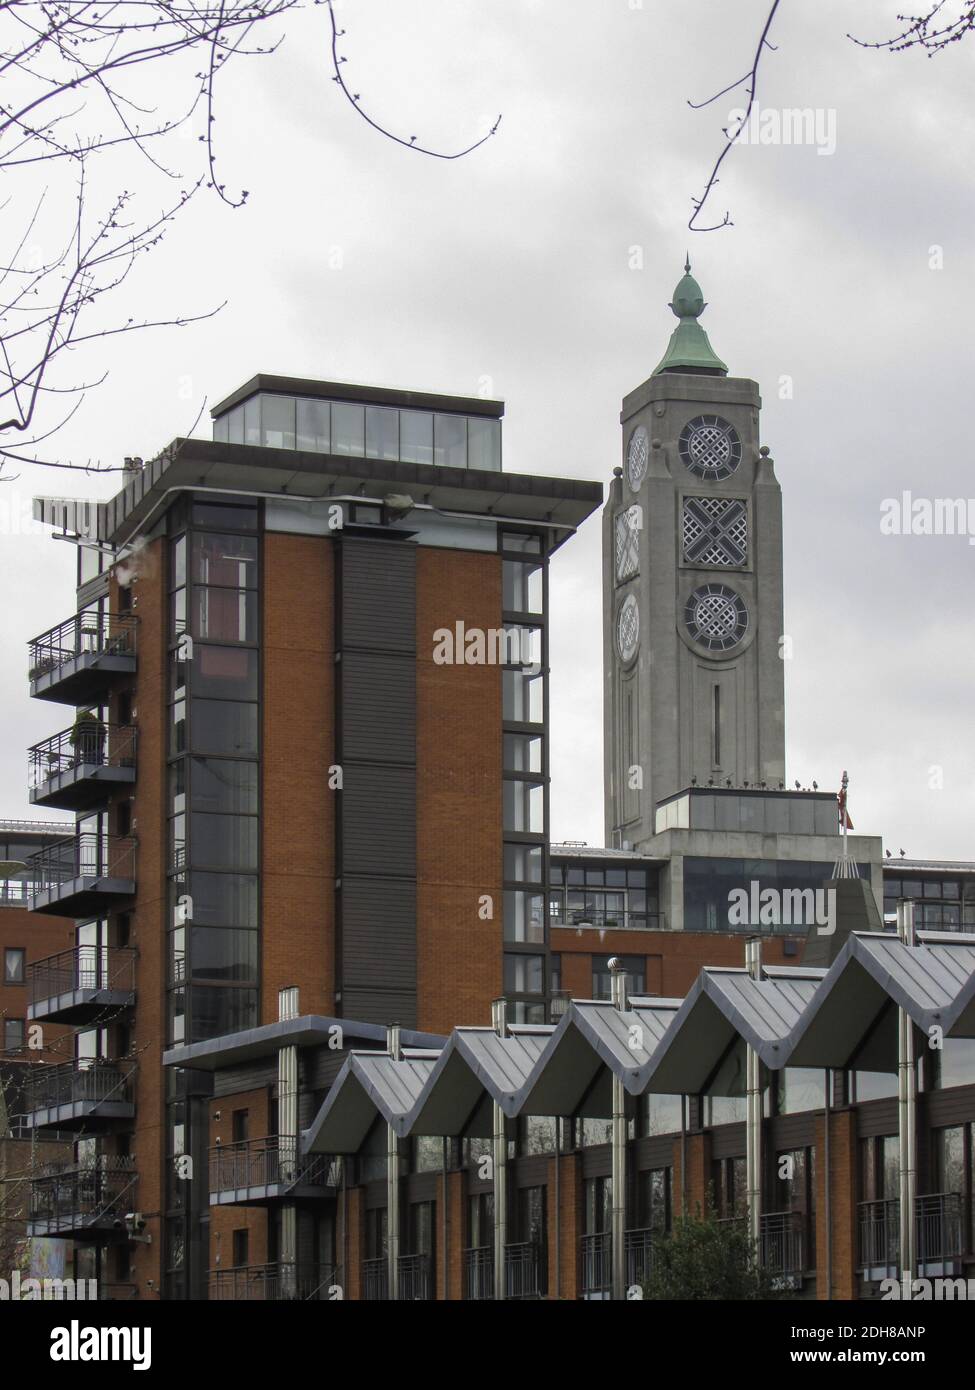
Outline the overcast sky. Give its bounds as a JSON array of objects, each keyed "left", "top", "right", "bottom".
[{"left": 2, "top": 0, "right": 974, "bottom": 860}]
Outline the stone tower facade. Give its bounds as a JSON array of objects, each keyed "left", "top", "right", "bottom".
[{"left": 604, "top": 263, "right": 786, "bottom": 849}]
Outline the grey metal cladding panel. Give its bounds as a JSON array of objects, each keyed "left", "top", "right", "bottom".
[
  {"left": 342, "top": 988, "right": 417, "bottom": 1029},
  {"left": 342, "top": 765, "right": 416, "bottom": 876},
  {"left": 342, "top": 877, "right": 416, "bottom": 990},
  {"left": 341, "top": 652, "right": 416, "bottom": 765},
  {"left": 340, "top": 540, "right": 416, "bottom": 654},
  {"left": 212, "top": 1062, "right": 275, "bottom": 1097}
]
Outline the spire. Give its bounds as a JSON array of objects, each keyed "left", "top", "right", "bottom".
[{"left": 652, "top": 259, "right": 728, "bottom": 377}]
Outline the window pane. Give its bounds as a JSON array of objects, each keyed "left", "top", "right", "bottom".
[
  {"left": 189, "top": 813, "right": 258, "bottom": 871},
  {"left": 400, "top": 411, "right": 433, "bottom": 465},
  {"left": 504, "top": 843, "right": 543, "bottom": 884},
  {"left": 213, "top": 414, "right": 229, "bottom": 443},
  {"left": 4, "top": 948, "right": 25, "bottom": 984},
  {"left": 227, "top": 405, "right": 244, "bottom": 445},
  {"left": 502, "top": 560, "right": 543, "bottom": 614},
  {"left": 190, "top": 700, "right": 258, "bottom": 756},
  {"left": 503, "top": 734, "right": 543, "bottom": 774},
  {"left": 503, "top": 890, "right": 544, "bottom": 944},
  {"left": 190, "top": 986, "right": 257, "bottom": 1042},
  {"left": 503, "top": 670, "right": 544, "bottom": 724},
  {"left": 189, "top": 928, "right": 258, "bottom": 983},
  {"left": 187, "top": 872, "right": 258, "bottom": 928},
  {"left": 191, "top": 588, "right": 257, "bottom": 643},
  {"left": 172, "top": 535, "right": 187, "bottom": 588},
  {"left": 296, "top": 398, "right": 330, "bottom": 452},
  {"left": 504, "top": 953, "right": 544, "bottom": 995},
  {"left": 261, "top": 394, "right": 296, "bottom": 449},
  {"left": 503, "top": 779, "right": 544, "bottom": 833},
  {"left": 192, "top": 502, "right": 257, "bottom": 531},
  {"left": 468, "top": 417, "right": 501, "bottom": 472},
  {"left": 191, "top": 759, "right": 258, "bottom": 815},
  {"left": 244, "top": 395, "right": 261, "bottom": 446},
  {"left": 189, "top": 647, "right": 258, "bottom": 699},
  {"left": 332, "top": 402, "right": 365, "bottom": 456},
  {"left": 192, "top": 534, "right": 257, "bottom": 587},
  {"left": 434, "top": 414, "right": 467, "bottom": 468},
  {"left": 366, "top": 406, "right": 399, "bottom": 460}
]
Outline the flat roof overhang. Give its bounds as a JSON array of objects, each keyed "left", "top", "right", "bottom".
[
  {"left": 86, "top": 439, "right": 602, "bottom": 554},
  {"left": 162, "top": 1015, "right": 445, "bottom": 1071}
]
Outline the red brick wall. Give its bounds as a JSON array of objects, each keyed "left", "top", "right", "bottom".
[
  {"left": 815, "top": 1108, "right": 858, "bottom": 1300},
  {"left": 416, "top": 549, "right": 503, "bottom": 1036},
  {"left": 208, "top": 1087, "right": 271, "bottom": 1283},
  {"left": 0, "top": 905, "right": 74, "bottom": 1067},
  {"left": 261, "top": 532, "right": 335, "bottom": 1019}
]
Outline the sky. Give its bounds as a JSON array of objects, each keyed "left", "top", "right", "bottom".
[{"left": 2, "top": 0, "right": 974, "bottom": 859}]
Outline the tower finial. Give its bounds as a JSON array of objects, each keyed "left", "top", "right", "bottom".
[
  {"left": 684, "top": 251, "right": 691, "bottom": 274},
  {"left": 652, "top": 259, "right": 728, "bottom": 376}
]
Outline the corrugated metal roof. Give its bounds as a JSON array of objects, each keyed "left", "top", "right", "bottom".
[
  {"left": 398, "top": 1027, "right": 554, "bottom": 1137},
  {"left": 302, "top": 1052, "right": 439, "bottom": 1154},
  {"left": 509, "top": 998, "right": 683, "bottom": 1116},
  {"left": 644, "top": 968, "right": 825, "bottom": 1095},
  {"left": 787, "top": 932, "right": 975, "bottom": 1069}
]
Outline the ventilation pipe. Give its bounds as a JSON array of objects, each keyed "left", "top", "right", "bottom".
[
  {"left": 896, "top": 903, "right": 918, "bottom": 1290},
  {"left": 744, "top": 939, "right": 763, "bottom": 1253},
  {"left": 609, "top": 958, "right": 628, "bottom": 1300},
  {"left": 491, "top": 998, "right": 508, "bottom": 1301}
]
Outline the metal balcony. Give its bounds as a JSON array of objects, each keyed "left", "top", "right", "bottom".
[
  {"left": 581, "top": 1230, "right": 612, "bottom": 1300},
  {"left": 624, "top": 1227, "right": 656, "bottom": 1289},
  {"left": 29, "top": 724, "right": 137, "bottom": 812},
  {"left": 28, "top": 1156, "right": 138, "bottom": 1240},
  {"left": 26, "top": 832, "right": 136, "bottom": 916},
  {"left": 29, "top": 612, "right": 137, "bottom": 705},
  {"left": 23, "top": 1060, "right": 136, "bottom": 1131},
  {"left": 759, "top": 1209, "right": 806, "bottom": 1289},
  {"left": 859, "top": 1193, "right": 964, "bottom": 1280},
  {"left": 462, "top": 1241, "right": 543, "bottom": 1300},
  {"left": 209, "top": 1263, "right": 340, "bottom": 1301},
  {"left": 28, "top": 945, "right": 136, "bottom": 1025},
  {"left": 209, "top": 1137, "right": 338, "bottom": 1206},
  {"left": 362, "top": 1253, "right": 433, "bottom": 1301}
]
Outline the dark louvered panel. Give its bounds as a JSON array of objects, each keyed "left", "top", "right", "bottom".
[
  {"left": 340, "top": 651, "right": 416, "bottom": 765},
  {"left": 340, "top": 538, "right": 416, "bottom": 653},
  {"left": 341, "top": 877, "right": 416, "bottom": 990},
  {"left": 342, "top": 989, "right": 417, "bottom": 1028},
  {"left": 341, "top": 765, "right": 415, "bottom": 878}
]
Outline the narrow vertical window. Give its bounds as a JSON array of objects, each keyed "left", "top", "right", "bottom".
[{"left": 712, "top": 684, "right": 721, "bottom": 768}]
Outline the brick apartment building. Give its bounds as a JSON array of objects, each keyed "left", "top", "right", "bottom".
[{"left": 7, "top": 263, "right": 975, "bottom": 1300}]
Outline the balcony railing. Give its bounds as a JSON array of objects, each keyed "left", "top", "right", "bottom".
[
  {"left": 362, "top": 1253, "right": 432, "bottom": 1301},
  {"left": 759, "top": 1209, "right": 806, "bottom": 1286},
  {"left": 0, "top": 880, "right": 35, "bottom": 906},
  {"left": 24, "top": 1060, "right": 135, "bottom": 1128},
  {"left": 28, "top": 1156, "right": 138, "bottom": 1237},
  {"left": 26, "top": 832, "right": 136, "bottom": 913},
  {"left": 209, "top": 1263, "right": 340, "bottom": 1301},
  {"left": 29, "top": 723, "right": 137, "bottom": 811},
  {"left": 859, "top": 1193, "right": 964, "bottom": 1276},
  {"left": 462, "top": 1241, "right": 543, "bottom": 1300},
  {"left": 552, "top": 909, "right": 666, "bottom": 934},
  {"left": 28, "top": 611, "right": 137, "bottom": 703},
  {"left": 28, "top": 945, "right": 136, "bottom": 1023},
  {"left": 581, "top": 1231, "right": 612, "bottom": 1299},
  {"left": 624, "top": 1227, "right": 656, "bottom": 1289},
  {"left": 209, "top": 1136, "right": 337, "bottom": 1199}
]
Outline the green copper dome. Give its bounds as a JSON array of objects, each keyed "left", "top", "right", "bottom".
[{"left": 652, "top": 257, "right": 728, "bottom": 377}]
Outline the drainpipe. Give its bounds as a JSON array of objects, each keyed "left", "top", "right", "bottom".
[
  {"left": 745, "top": 939, "right": 763, "bottom": 1253},
  {"left": 554, "top": 1118, "right": 561, "bottom": 1300},
  {"left": 277, "top": 988, "right": 299, "bottom": 1299},
  {"left": 387, "top": 1023, "right": 401, "bottom": 1302},
  {"left": 896, "top": 903, "right": 918, "bottom": 1289},
  {"left": 823, "top": 1068, "right": 833, "bottom": 1301},
  {"left": 442, "top": 1136, "right": 449, "bottom": 1302},
  {"left": 609, "top": 958, "right": 627, "bottom": 1300},
  {"left": 491, "top": 998, "right": 508, "bottom": 1301}
]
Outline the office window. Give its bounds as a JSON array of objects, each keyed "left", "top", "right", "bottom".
[
  {"left": 4, "top": 948, "right": 25, "bottom": 984},
  {"left": 232, "top": 1109, "right": 249, "bottom": 1143},
  {"left": 503, "top": 891, "right": 544, "bottom": 944},
  {"left": 296, "top": 398, "right": 330, "bottom": 452},
  {"left": 434, "top": 414, "right": 467, "bottom": 468},
  {"left": 244, "top": 395, "right": 261, "bottom": 445},
  {"left": 503, "top": 734, "right": 543, "bottom": 774},
  {"left": 232, "top": 1229, "right": 249, "bottom": 1268},
  {"left": 400, "top": 410, "right": 433, "bottom": 465},
  {"left": 504, "top": 843, "right": 543, "bottom": 884},
  {"left": 503, "top": 953, "right": 544, "bottom": 995},
  {"left": 3, "top": 1018, "right": 25, "bottom": 1052},
  {"left": 502, "top": 560, "right": 543, "bottom": 615},
  {"left": 468, "top": 417, "right": 501, "bottom": 472},
  {"left": 503, "top": 778, "right": 544, "bottom": 833},
  {"left": 366, "top": 406, "right": 399, "bottom": 461},
  {"left": 261, "top": 394, "right": 296, "bottom": 450},
  {"left": 502, "top": 669, "right": 543, "bottom": 725},
  {"left": 641, "top": 1168, "right": 672, "bottom": 1234},
  {"left": 332, "top": 402, "right": 365, "bottom": 456}
]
